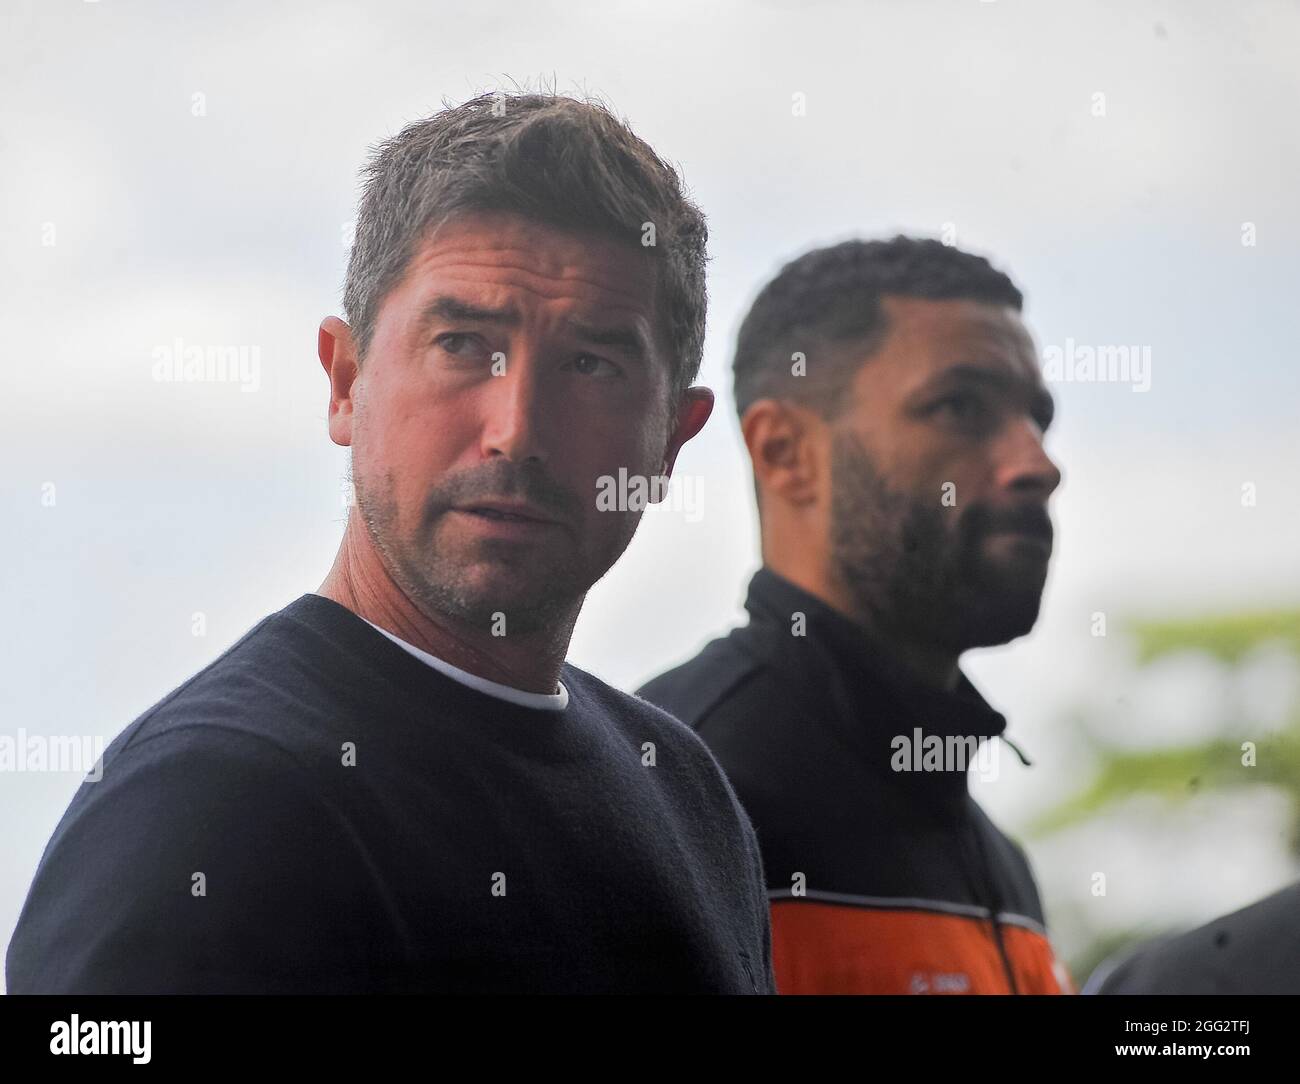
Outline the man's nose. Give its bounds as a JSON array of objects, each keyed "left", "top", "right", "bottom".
[
  {"left": 994, "top": 416, "right": 1062, "bottom": 499},
  {"left": 479, "top": 353, "right": 549, "bottom": 464}
]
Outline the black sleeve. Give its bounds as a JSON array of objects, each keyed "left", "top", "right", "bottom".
[
  {"left": 6, "top": 725, "right": 402, "bottom": 994},
  {"left": 739, "top": 805, "right": 777, "bottom": 994},
  {"left": 756, "top": 850, "right": 778, "bottom": 995}
]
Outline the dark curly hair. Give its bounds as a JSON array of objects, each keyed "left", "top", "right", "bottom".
[{"left": 732, "top": 236, "right": 1023, "bottom": 418}]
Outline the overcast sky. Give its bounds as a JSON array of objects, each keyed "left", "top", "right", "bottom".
[{"left": 4, "top": 0, "right": 1298, "bottom": 981}]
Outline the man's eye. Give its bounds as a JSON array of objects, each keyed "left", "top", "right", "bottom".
[
  {"left": 434, "top": 332, "right": 481, "bottom": 356},
  {"left": 934, "top": 392, "right": 988, "bottom": 422},
  {"left": 568, "top": 353, "right": 622, "bottom": 378}
]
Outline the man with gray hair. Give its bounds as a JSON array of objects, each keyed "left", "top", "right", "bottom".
[{"left": 7, "top": 92, "right": 773, "bottom": 994}]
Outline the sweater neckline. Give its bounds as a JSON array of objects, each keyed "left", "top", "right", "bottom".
[{"left": 278, "top": 592, "right": 581, "bottom": 728}]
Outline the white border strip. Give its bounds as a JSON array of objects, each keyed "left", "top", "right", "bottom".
[{"left": 768, "top": 887, "right": 1048, "bottom": 937}]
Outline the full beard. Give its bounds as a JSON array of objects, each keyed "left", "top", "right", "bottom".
[{"left": 828, "top": 430, "right": 1048, "bottom": 653}]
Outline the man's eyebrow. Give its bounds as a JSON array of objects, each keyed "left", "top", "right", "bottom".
[
  {"left": 413, "top": 298, "right": 649, "bottom": 359},
  {"left": 415, "top": 296, "right": 521, "bottom": 335},
  {"left": 933, "top": 363, "right": 1016, "bottom": 389},
  {"left": 923, "top": 363, "right": 1056, "bottom": 427},
  {"left": 564, "top": 318, "right": 650, "bottom": 362}
]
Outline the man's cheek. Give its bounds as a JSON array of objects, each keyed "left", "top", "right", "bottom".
[
  {"left": 587, "top": 455, "right": 665, "bottom": 518},
  {"left": 956, "top": 523, "right": 994, "bottom": 571}
]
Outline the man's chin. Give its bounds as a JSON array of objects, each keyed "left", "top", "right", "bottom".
[
  {"left": 416, "top": 559, "right": 581, "bottom": 630},
  {"left": 953, "top": 588, "right": 1044, "bottom": 648}
]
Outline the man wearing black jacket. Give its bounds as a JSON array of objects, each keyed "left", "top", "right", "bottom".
[{"left": 639, "top": 237, "right": 1072, "bottom": 993}]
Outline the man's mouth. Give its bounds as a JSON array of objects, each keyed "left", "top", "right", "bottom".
[
  {"left": 457, "top": 501, "right": 560, "bottom": 527},
  {"left": 976, "top": 508, "right": 1054, "bottom": 556},
  {"left": 982, "top": 525, "right": 1053, "bottom": 557},
  {"left": 989, "top": 529, "right": 1052, "bottom": 550}
]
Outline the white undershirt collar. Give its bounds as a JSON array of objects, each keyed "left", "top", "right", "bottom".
[{"left": 359, "top": 616, "right": 569, "bottom": 711}]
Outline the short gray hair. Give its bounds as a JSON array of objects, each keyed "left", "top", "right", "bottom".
[{"left": 343, "top": 92, "right": 709, "bottom": 397}]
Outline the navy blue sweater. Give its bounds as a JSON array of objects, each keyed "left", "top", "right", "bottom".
[{"left": 7, "top": 593, "right": 773, "bottom": 994}]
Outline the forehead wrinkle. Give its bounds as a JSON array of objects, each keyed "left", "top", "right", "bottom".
[
  {"left": 409, "top": 265, "right": 655, "bottom": 324},
  {"left": 422, "top": 263, "right": 653, "bottom": 310},
  {"left": 408, "top": 235, "right": 656, "bottom": 304},
  {"left": 417, "top": 276, "right": 658, "bottom": 342}
]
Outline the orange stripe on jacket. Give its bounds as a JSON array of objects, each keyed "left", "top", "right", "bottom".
[{"left": 771, "top": 900, "right": 1073, "bottom": 994}]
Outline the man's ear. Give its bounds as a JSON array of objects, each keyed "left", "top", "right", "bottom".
[
  {"left": 740, "top": 399, "right": 822, "bottom": 508},
  {"left": 660, "top": 386, "right": 715, "bottom": 480},
  {"left": 319, "top": 316, "right": 360, "bottom": 448}
]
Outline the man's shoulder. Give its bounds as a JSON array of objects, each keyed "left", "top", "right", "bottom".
[
  {"left": 6, "top": 698, "right": 381, "bottom": 993},
  {"left": 635, "top": 629, "right": 778, "bottom": 731},
  {"left": 37, "top": 597, "right": 364, "bottom": 868},
  {"left": 634, "top": 630, "right": 812, "bottom": 808},
  {"left": 114, "top": 596, "right": 361, "bottom": 763},
  {"left": 962, "top": 793, "right": 1050, "bottom": 921},
  {"left": 564, "top": 659, "right": 736, "bottom": 754},
  {"left": 1091, "top": 881, "right": 1300, "bottom": 994},
  {"left": 55, "top": 701, "right": 344, "bottom": 871}
]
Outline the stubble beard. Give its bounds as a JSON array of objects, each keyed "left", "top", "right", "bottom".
[{"left": 351, "top": 456, "right": 635, "bottom": 637}]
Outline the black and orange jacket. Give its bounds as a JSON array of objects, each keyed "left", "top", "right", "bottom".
[{"left": 638, "top": 568, "right": 1072, "bottom": 995}]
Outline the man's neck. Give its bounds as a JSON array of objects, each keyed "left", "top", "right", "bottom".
[
  {"left": 319, "top": 519, "right": 576, "bottom": 696},
  {"left": 763, "top": 560, "right": 963, "bottom": 692}
]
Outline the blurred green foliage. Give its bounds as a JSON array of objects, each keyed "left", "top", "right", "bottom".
[
  {"left": 1028, "top": 609, "right": 1300, "bottom": 984},
  {"left": 1031, "top": 610, "right": 1300, "bottom": 838},
  {"left": 1132, "top": 611, "right": 1300, "bottom": 665}
]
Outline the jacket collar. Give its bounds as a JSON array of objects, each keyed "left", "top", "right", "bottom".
[{"left": 741, "top": 567, "right": 1008, "bottom": 794}]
